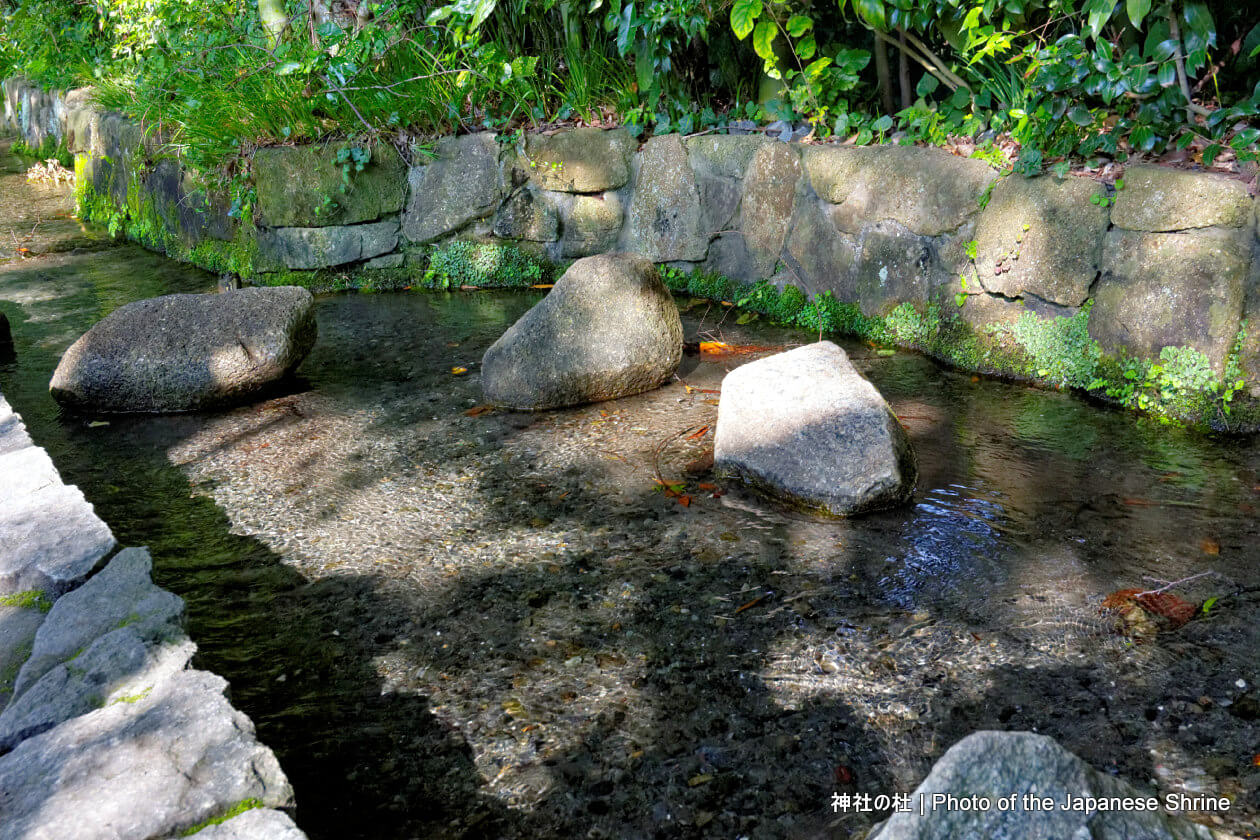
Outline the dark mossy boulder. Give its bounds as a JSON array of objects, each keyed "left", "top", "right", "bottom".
[
  {"left": 714, "top": 342, "right": 916, "bottom": 516},
  {"left": 50, "top": 287, "right": 316, "bottom": 413},
  {"left": 253, "top": 142, "right": 407, "bottom": 227},
  {"left": 481, "top": 253, "right": 682, "bottom": 409}
]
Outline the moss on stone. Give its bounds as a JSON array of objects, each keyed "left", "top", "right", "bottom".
[
  {"left": 178, "top": 798, "right": 266, "bottom": 837},
  {"left": 0, "top": 590, "right": 52, "bottom": 612}
]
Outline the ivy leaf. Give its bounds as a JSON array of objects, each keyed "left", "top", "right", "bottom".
[
  {"left": 803, "top": 56, "right": 832, "bottom": 79},
  {"left": 853, "top": 0, "right": 887, "bottom": 30},
  {"left": 1156, "top": 62, "right": 1177, "bottom": 87},
  {"left": 730, "top": 0, "right": 760, "bottom": 41},
  {"left": 1202, "top": 142, "right": 1223, "bottom": 165},
  {"left": 1181, "top": 1, "right": 1214, "bottom": 41},
  {"left": 1067, "top": 105, "right": 1094, "bottom": 126},
  {"left": 752, "top": 19, "right": 777, "bottom": 62},
  {"left": 797, "top": 35, "right": 817, "bottom": 60},
  {"left": 1130, "top": 124, "right": 1156, "bottom": 151},
  {"left": 872, "top": 114, "right": 894, "bottom": 132},
  {"left": 1125, "top": 0, "right": 1151, "bottom": 28},
  {"left": 916, "top": 72, "right": 939, "bottom": 97},
  {"left": 786, "top": 14, "right": 813, "bottom": 37},
  {"left": 1085, "top": 0, "right": 1118, "bottom": 41}
]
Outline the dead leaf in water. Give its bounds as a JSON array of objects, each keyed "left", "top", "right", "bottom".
[
  {"left": 450, "top": 366, "right": 469, "bottom": 375},
  {"left": 686, "top": 425, "right": 709, "bottom": 440},
  {"left": 464, "top": 404, "right": 495, "bottom": 417},
  {"left": 1200, "top": 538, "right": 1220, "bottom": 556},
  {"left": 1102, "top": 588, "right": 1196, "bottom": 630},
  {"left": 685, "top": 450, "right": 714, "bottom": 474},
  {"left": 697, "top": 340, "right": 781, "bottom": 358}
]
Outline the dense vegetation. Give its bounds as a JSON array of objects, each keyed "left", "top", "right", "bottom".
[{"left": 0, "top": 0, "right": 1256, "bottom": 173}]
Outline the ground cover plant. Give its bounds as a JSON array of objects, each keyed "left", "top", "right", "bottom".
[{"left": 0, "top": 0, "right": 1255, "bottom": 177}]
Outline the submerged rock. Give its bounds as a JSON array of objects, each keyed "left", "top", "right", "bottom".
[
  {"left": 714, "top": 342, "right": 915, "bottom": 515},
  {"left": 481, "top": 253, "right": 683, "bottom": 410},
  {"left": 869, "top": 731, "right": 1224, "bottom": 840},
  {"left": 49, "top": 286, "right": 317, "bottom": 413}
]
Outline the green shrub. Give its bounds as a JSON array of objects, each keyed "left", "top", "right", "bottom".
[{"left": 422, "top": 241, "right": 548, "bottom": 289}]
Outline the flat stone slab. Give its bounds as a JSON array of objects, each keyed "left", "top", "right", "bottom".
[
  {"left": 0, "top": 669, "right": 294, "bottom": 840},
  {"left": 402, "top": 133, "right": 502, "bottom": 244},
  {"left": 11, "top": 547, "right": 183, "bottom": 699},
  {"left": 973, "top": 174, "right": 1108, "bottom": 307},
  {"left": 0, "top": 629, "right": 194, "bottom": 750},
  {"left": 524, "top": 127, "right": 634, "bottom": 193},
  {"left": 1112, "top": 165, "right": 1254, "bottom": 232},
  {"left": 253, "top": 143, "right": 406, "bottom": 227},
  {"left": 187, "top": 808, "right": 306, "bottom": 840},
  {"left": 0, "top": 394, "right": 32, "bottom": 457},
  {"left": 0, "top": 481, "right": 115, "bottom": 598},
  {"left": 869, "top": 731, "right": 1225, "bottom": 840},
  {"left": 1091, "top": 227, "right": 1249, "bottom": 372},
  {"left": 802, "top": 145, "right": 996, "bottom": 236},
  {"left": 715, "top": 342, "right": 916, "bottom": 515},
  {"left": 257, "top": 220, "right": 399, "bottom": 270}
]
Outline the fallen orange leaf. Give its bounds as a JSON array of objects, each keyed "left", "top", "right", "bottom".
[
  {"left": 697, "top": 482, "right": 718, "bottom": 491},
  {"left": 451, "top": 366, "right": 469, "bottom": 375},
  {"left": 734, "top": 595, "right": 766, "bottom": 614},
  {"left": 530, "top": 284, "right": 554, "bottom": 289},
  {"left": 698, "top": 341, "right": 780, "bottom": 358},
  {"left": 1200, "top": 538, "right": 1220, "bottom": 556},
  {"left": 464, "top": 404, "right": 495, "bottom": 417},
  {"left": 686, "top": 425, "right": 709, "bottom": 440},
  {"left": 1102, "top": 588, "right": 1196, "bottom": 629},
  {"left": 677, "top": 495, "right": 692, "bottom": 507},
  {"left": 685, "top": 450, "right": 714, "bottom": 474}
]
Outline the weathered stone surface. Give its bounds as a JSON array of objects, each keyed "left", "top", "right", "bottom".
[
  {"left": 0, "top": 482, "right": 115, "bottom": 598},
  {"left": 869, "top": 731, "right": 1220, "bottom": 840},
  {"left": 50, "top": 287, "right": 317, "bottom": 413},
  {"left": 253, "top": 143, "right": 406, "bottom": 227},
  {"left": 11, "top": 547, "right": 183, "bottom": 699},
  {"left": 782, "top": 192, "right": 857, "bottom": 299},
  {"left": 852, "top": 220, "right": 939, "bottom": 316},
  {"left": 740, "top": 142, "right": 801, "bottom": 278},
  {"left": 0, "top": 394, "right": 31, "bottom": 456},
  {"left": 622, "top": 135, "right": 708, "bottom": 262},
  {"left": 802, "top": 145, "right": 996, "bottom": 236},
  {"left": 65, "top": 106, "right": 96, "bottom": 155},
  {"left": 0, "top": 604, "right": 43, "bottom": 711},
  {"left": 525, "top": 127, "right": 635, "bottom": 193},
  {"left": 561, "top": 192, "right": 624, "bottom": 257},
  {"left": 0, "top": 669, "right": 294, "bottom": 840},
  {"left": 0, "top": 444, "right": 61, "bottom": 500},
  {"left": 493, "top": 189, "right": 560, "bottom": 242},
  {"left": 974, "top": 174, "right": 1108, "bottom": 307},
  {"left": 363, "top": 252, "right": 404, "bottom": 270},
  {"left": 696, "top": 173, "right": 742, "bottom": 237},
  {"left": 703, "top": 232, "right": 755, "bottom": 283},
  {"left": 193, "top": 808, "right": 307, "bottom": 840},
  {"left": 714, "top": 342, "right": 916, "bottom": 515},
  {"left": 482, "top": 253, "right": 683, "bottom": 409},
  {"left": 258, "top": 219, "right": 399, "bottom": 270},
  {"left": 1112, "top": 165, "right": 1254, "bottom": 232},
  {"left": 1091, "top": 228, "right": 1249, "bottom": 372},
  {"left": 403, "top": 133, "right": 502, "bottom": 244},
  {"left": 0, "top": 629, "right": 194, "bottom": 750},
  {"left": 685, "top": 134, "right": 767, "bottom": 180}
]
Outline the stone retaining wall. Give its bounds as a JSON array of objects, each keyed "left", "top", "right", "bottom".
[
  {"left": 0, "top": 392, "right": 306, "bottom": 840},
  {"left": 5, "top": 77, "right": 1259, "bottom": 429}
]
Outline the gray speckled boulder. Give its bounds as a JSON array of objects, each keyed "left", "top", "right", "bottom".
[
  {"left": 869, "top": 731, "right": 1223, "bottom": 840},
  {"left": 0, "top": 669, "right": 294, "bottom": 840},
  {"left": 481, "top": 253, "right": 683, "bottom": 410},
  {"left": 50, "top": 286, "right": 317, "bottom": 413},
  {"left": 714, "top": 342, "right": 915, "bottom": 515}
]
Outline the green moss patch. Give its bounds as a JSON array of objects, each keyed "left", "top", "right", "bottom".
[
  {"left": 179, "top": 799, "right": 265, "bottom": 837},
  {"left": 0, "top": 590, "right": 53, "bottom": 612}
]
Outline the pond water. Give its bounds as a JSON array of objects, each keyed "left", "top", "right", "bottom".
[{"left": 2, "top": 138, "right": 1258, "bottom": 839}]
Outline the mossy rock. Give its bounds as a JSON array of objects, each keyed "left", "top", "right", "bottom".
[
  {"left": 801, "top": 145, "right": 996, "bottom": 236},
  {"left": 1111, "top": 165, "right": 1254, "bottom": 232},
  {"left": 973, "top": 174, "right": 1108, "bottom": 307},
  {"left": 253, "top": 142, "right": 406, "bottom": 227},
  {"left": 402, "top": 133, "right": 502, "bottom": 245},
  {"left": 560, "top": 192, "right": 623, "bottom": 257},
  {"left": 523, "top": 127, "right": 635, "bottom": 193},
  {"left": 739, "top": 142, "right": 802, "bottom": 279},
  {"left": 1091, "top": 227, "right": 1249, "bottom": 372},
  {"left": 685, "top": 134, "right": 768, "bottom": 180},
  {"left": 621, "top": 135, "right": 708, "bottom": 262}
]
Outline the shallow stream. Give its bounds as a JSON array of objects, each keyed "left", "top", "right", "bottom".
[{"left": 2, "top": 139, "right": 1258, "bottom": 839}]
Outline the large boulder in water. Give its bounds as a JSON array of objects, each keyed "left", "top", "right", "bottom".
[
  {"left": 50, "top": 287, "right": 316, "bottom": 413},
  {"left": 481, "top": 253, "right": 683, "bottom": 410},
  {"left": 714, "top": 341, "right": 915, "bottom": 515},
  {"left": 869, "top": 731, "right": 1225, "bottom": 840}
]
